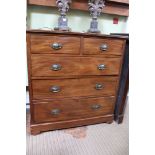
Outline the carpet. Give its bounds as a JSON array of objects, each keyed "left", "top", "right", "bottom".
[{"left": 26, "top": 104, "right": 128, "bottom": 155}]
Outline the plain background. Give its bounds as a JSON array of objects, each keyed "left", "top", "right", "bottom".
[{"left": 0, "top": 0, "right": 155, "bottom": 155}]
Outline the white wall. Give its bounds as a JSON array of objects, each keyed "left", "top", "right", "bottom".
[{"left": 27, "top": 6, "right": 128, "bottom": 34}]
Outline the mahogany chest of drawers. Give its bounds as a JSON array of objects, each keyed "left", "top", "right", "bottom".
[{"left": 27, "top": 30, "right": 126, "bottom": 135}]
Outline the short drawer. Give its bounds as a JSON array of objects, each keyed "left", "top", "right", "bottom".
[
  {"left": 31, "top": 55, "right": 121, "bottom": 76},
  {"left": 30, "top": 34, "right": 80, "bottom": 54},
  {"left": 32, "top": 77, "right": 118, "bottom": 99},
  {"left": 83, "top": 37, "right": 125, "bottom": 56},
  {"left": 33, "top": 96, "right": 115, "bottom": 123}
]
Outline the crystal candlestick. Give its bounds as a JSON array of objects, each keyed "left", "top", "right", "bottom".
[
  {"left": 54, "top": 0, "right": 72, "bottom": 31},
  {"left": 88, "top": 0, "right": 105, "bottom": 33}
]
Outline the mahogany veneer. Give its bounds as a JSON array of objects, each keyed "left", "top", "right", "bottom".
[
  {"left": 31, "top": 35, "right": 80, "bottom": 54},
  {"left": 32, "top": 77, "right": 118, "bottom": 99},
  {"left": 33, "top": 96, "right": 115, "bottom": 123},
  {"left": 27, "top": 30, "right": 126, "bottom": 135},
  {"left": 31, "top": 56, "right": 121, "bottom": 76},
  {"left": 83, "top": 38, "right": 124, "bottom": 55}
]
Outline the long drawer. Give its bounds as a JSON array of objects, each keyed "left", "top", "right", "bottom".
[
  {"left": 32, "top": 77, "right": 118, "bottom": 99},
  {"left": 33, "top": 96, "right": 115, "bottom": 123},
  {"left": 30, "top": 34, "right": 80, "bottom": 54},
  {"left": 31, "top": 55, "right": 121, "bottom": 76}
]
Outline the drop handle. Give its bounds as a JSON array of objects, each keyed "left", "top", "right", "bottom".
[
  {"left": 51, "top": 64, "right": 62, "bottom": 71},
  {"left": 91, "top": 104, "right": 101, "bottom": 110},
  {"left": 51, "top": 109, "right": 61, "bottom": 115},
  {"left": 50, "top": 86, "right": 61, "bottom": 93},
  {"left": 51, "top": 42, "right": 63, "bottom": 50},
  {"left": 98, "top": 64, "right": 106, "bottom": 70},
  {"left": 100, "top": 44, "right": 108, "bottom": 51},
  {"left": 95, "top": 83, "right": 104, "bottom": 90}
]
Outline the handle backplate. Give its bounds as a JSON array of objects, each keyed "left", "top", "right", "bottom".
[
  {"left": 51, "top": 43, "right": 63, "bottom": 50},
  {"left": 95, "top": 83, "right": 104, "bottom": 90},
  {"left": 100, "top": 44, "right": 108, "bottom": 51},
  {"left": 51, "top": 64, "right": 62, "bottom": 71},
  {"left": 50, "top": 86, "right": 61, "bottom": 93},
  {"left": 91, "top": 104, "right": 101, "bottom": 110},
  {"left": 51, "top": 109, "right": 61, "bottom": 115},
  {"left": 98, "top": 64, "right": 106, "bottom": 70}
]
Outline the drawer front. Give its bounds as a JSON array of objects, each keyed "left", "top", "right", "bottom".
[
  {"left": 83, "top": 38, "right": 124, "bottom": 55},
  {"left": 33, "top": 97, "right": 115, "bottom": 123},
  {"left": 30, "top": 35, "right": 80, "bottom": 54},
  {"left": 32, "top": 77, "right": 118, "bottom": 99},
  {"left": 31, "top": 55, "right": 121, "bottom": 76}
]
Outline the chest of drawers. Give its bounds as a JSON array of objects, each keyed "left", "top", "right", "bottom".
[{"left": 27, "top": 30, "right": 126, "bottom": 135}]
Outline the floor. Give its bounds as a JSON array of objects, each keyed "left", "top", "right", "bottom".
[{"left": 26, "top": 103, "right": 128, "bottom": 155}]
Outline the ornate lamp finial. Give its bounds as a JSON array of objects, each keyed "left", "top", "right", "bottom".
[
  {"left": 88, "top": 0, "right": 105, "bottom": 33},
  {"left": 54, "top": 0, "right": 72, "bottom": 31}
]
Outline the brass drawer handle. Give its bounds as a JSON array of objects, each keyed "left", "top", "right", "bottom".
[
  {"left": 50, "top": 86, "right": 61, "bottom": 93},
  {"left": 51, "top": 42, "right": 63, "bottom": 50},
  {"left": 95, "top": 83, "right": 104, "bottom": 90},
  {"left": 98, "top": 64, "right": 106, "bottom": 70},
  {"left": 100, "top": 44, "right": 108, "bottom": 51},
  {"left": 51, "top": 64, "right": 62, "bottom": 71},
  {"left": 91, "top": 104, "right": 101, "bottom": 110},
  {"left": 51, "top": 109, "right": 61, "bottom": 115}
]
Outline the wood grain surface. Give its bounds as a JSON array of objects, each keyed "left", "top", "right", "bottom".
[
  {"left": 33, "top": 96, "right": 115, "bottom": 123},
  {"left": 31, "top": 114, "right": 114, "bottom": 135},
  {"left": 31, "top": 55, "right": 122, "bottom": 76},
  {"left": 32, "top": 77, "right": 118, "bottom": 99},
  {"left": 107, "top": 0, "right": 129, "bottom": 4},
  {"left": 27, "top": 0, "right": 129, "bottom": 16},
  {"left": 31, "top": 34, "right": 80, "bottom": 54},
  {"left": 27, "top": 30, "right": 128, "bottom": 39},
  {"left": 27, "top": 31, "right": 126, "bottom": 134},
  {"left": 83, "top": 37, "right": 125, "bottom": 56}
]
